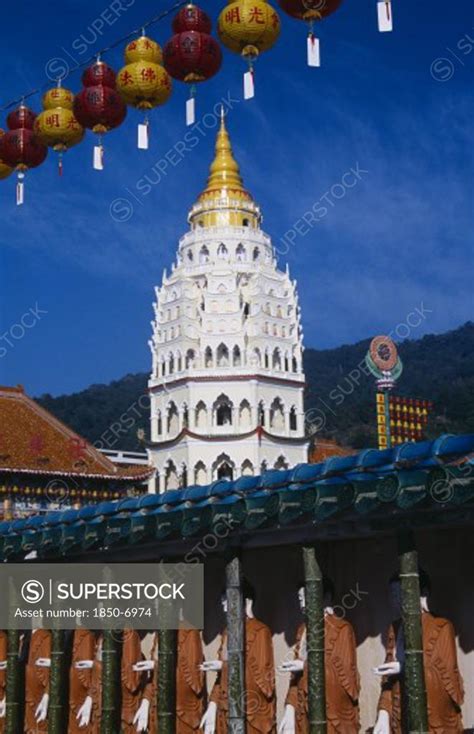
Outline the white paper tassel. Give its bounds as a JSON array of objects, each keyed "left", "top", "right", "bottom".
[
  {"left": 377, "top": 1, "right": 393, "bottom": 32},
  {"left": 186, "top": 97, "right": 196, "bottom": 126},
  {"left": 307, "top": 35, "right": 321, "bottom": 67},
  {"left": 93, "top": 144, "right": 104, "bottom": 170},
  {"left": 16, "top": 173, "right": 25, "bottom": 206},
  {"left": 138, "top": 122, "right": 149, "bottom": 150},
  {"left": 243, "top": 69, "right": 255, "bottom": 100}
]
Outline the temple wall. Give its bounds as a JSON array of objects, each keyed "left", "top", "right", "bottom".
[{"left": 201, "top": 526, "right": 474, "bottom": 732}]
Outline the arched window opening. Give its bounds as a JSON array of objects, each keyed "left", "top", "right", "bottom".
[
  {"left": 195, "top": 401, "right": 207, "bottom": 430},
  {"left": 182, "top": 404, "right": 189, "bottom": 429},
  {"left": 253, "top": 247, "right": 260, "bottom": 261},
  {"left": 169, "top": 353, "right": 175, "bottom": 374},
  {"left": 215, "top": 395, "right": 233, "bottom": 427},
  {"left": 187, "top": 250, "right": 193, "bottom": 261},
  {"left": 284, "top": 356, "right": 289, "bottom": 372},
  {"left": 236, "top": 243, "right": 246, "bottom": 261},
  {"left": 214, "top": 453, "right": 235, "bottom": 481},
  {"left": 243, "top": 218, "right": 250, "bottom": 227},
  {"left": 165, "top": 461, "right": 179, "bottom": 490},
  {"left": 217, "top": 462, "right": 233, "bottom": 480},
  {"left": 292, "top": 356, "right": 298, "bottom": 373},
  {"left": 185, "top": 349, "right": 195, "bottom": 369},
  {"left": 217, "top": 243, "right": 228, "bottom": 259},
  {"left": 258, "top": 401, "right": 265, "bottom": 427},
  {"left": 217, "top": 343, "right": 230, "bottom": 367},
  {"left": 194, "top": 461, "right": 207, "bottom": 485},
  {"left": 251, "top": 348, "right": 261, "bottom": 367},
  {"left": 241, "top": 460, "right": 254, "bottom": 476},
  {"left": 272, "top": 349, "right": 282, "bottom": 370},
  {"left": 264, "top": 351, "right": 269, "bottom": 369},
  {"left": 205, "top": 347, "right": 213, "bottom": 368},
  {"left": 167, "top": 402, "right": 179, "bottom": 434},
  {"left": 157, "top": 411, "right": 162, "bottom": 436},
  {"left": 239, "top": 399, "right": 252, "bottom": 428},
  {"left": 270, "top": 398, "right": 285, "bottom": 431},
  {"left": 274, "top": 456, "right": 289, "bottom": 471},
  {"left": 181, "top": 465, "right": 188, "bottom": 489},
  {"left": 290, "top": 406, "right": 298, "bottom": 431},
  {"left": 233, "top": 345, "right": 242, "bottom": 367},
  {"left": 199, "top": 245, "right": 210, "bottom": 264}
]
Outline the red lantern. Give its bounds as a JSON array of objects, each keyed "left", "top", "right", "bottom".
[
  {"left": 73, "top": 61, "right": 127, "bottom": 170},
  {"left": 277, "top": 0, "right": 343, "bottom": 66},
  {"left": 172, "top": 4, "right": 212, "bottom": 33},
  {"left": 164, "top": 4, "right": 222, "bottom": 125},
  {"left": 0, "top": 105, "right": 48, "bottom": 205}
]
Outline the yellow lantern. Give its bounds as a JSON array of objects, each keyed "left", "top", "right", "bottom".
[
  {"left": 117, "top": 35, "right": 172, "bottom": 149},
  {"left": 0, "top": 130, "right": 13, "bottom": 180},
  {"left": 34, "top": 86, "right": 84, "bottom": 174},
  {"left": 218, "top": 0, "right": 280, "bottom": 99}
]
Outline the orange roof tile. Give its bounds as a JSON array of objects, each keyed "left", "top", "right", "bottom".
[
  {"left": 0, "top": 386, "right": 152, "bottom": 481},
  {"left": 309, "top": 439, "right": 355, "bottom": 463}
]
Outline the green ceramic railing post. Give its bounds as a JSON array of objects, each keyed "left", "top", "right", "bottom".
[
  {"left": 100, "top": 630, "right": 121, "bottom": 734},
  {"left": 157, "top": 630, "right": 176, "bottom": 734},
  {"left": 303, "top": 545, "right": 327, "bottom": 734},
  {"left": 48, "top": 629, "right": 67, "bottom": 734},
  {"left": 225, "top": 549, "right": 245, "bottom": 734},
  {"left": 398, "top": 530, "right": 429, "bottom": 734},
  {"left": 5, "top": 629, "right": 21, "bottom": 734}
]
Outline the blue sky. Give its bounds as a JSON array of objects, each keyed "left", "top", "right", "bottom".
[{"left": 0, "top": 0, "right": 472, "bottom": 397}]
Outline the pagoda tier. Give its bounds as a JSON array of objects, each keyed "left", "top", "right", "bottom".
[{"left": 148, "top": 112, "right": 307, "bottom": 490}]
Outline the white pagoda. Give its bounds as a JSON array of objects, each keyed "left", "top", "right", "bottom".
[{"left": 148, "top": 111, "right": 308, "bottom": 491}]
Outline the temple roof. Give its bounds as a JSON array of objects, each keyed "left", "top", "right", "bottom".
[
  {"left": 1, "top": 433, "right": 473, "bottom": 561},
  {"left": 0, "top": 386, "right": 152, "bottom": 481}
]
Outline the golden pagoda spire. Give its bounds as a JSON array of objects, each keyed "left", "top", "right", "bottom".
[
  {"left": 203, "top": 106, "right": 245, "bottom": 195},
  {"left": 188, "top": 107, "right": 261, "bottom": 229}
]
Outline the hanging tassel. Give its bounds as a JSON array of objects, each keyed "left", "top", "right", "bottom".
[
  {"left": 58, "top": 152, "right": 63, "bottom": 177},
  {"left": 16, "top": 172, "right": 25, "bottom": 206},
  {"left": 138, "top": 117, "right": 149, "bottom": 150},
  {"left": 243, "top": 66, "right": 255, "bottom": 100},
  {"left": 186, "top": 85, "right": 196, "bottom": 127},
  {"left": 377, "top": 1, "right": 393, "bottom": 32},
  {"left": 307, "top": 32, "right": 321, "bottom": 67},
  {"left": 93, "top": 143, "right": 104, "bottom": 170}
]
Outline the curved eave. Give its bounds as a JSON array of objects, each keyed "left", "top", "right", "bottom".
[{"left": 0, "top": 466, "right": 154, "bottom": 481}]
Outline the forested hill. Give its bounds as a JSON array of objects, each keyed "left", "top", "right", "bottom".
[{"left": 37, "top": 322, "right": 474, "bottom": 452}]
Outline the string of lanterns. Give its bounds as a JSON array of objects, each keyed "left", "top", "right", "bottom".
[{"left": 0, "top": 0, "right": 394, "bottom": 205}]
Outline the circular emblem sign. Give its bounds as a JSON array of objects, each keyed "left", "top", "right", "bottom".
[{"left": 369, "top": 335, "right": 398, "bottom": 372}]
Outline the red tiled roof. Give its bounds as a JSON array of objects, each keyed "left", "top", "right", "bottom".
[
  {"left": 0, "top": 386, "right": 152, "bottom": 481},
  {"left": 309, "top": 439, "right": 355, "bottom": 463}
]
